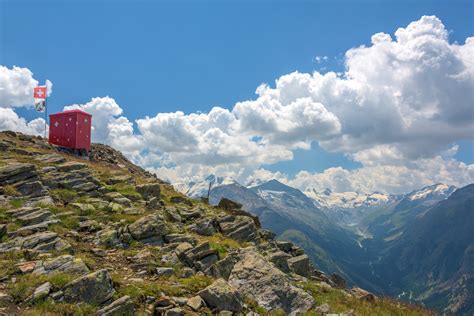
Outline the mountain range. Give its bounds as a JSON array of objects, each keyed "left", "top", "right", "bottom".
[{"left": 175, "top": 176, "right": 472, "bottom": 315}]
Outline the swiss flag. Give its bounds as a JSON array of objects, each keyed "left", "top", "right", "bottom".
[{"left": 34, "top": 86, "right": 47, "bottom": 99}]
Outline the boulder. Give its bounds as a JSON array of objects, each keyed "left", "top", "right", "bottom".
[
  {"left": 287, "top": 254, "right": 311, "bottom": 277},
  {"left": 228, "top": 248, "right": 314, "bottom": 315},
  {"left": 29, "top": 282, "right": 51, "bottom": 303},
  {"left": 218, "top": 216, "right": 259, "bottom": 243},
  {"left": 217, "top": 198, "right": 242, "bottom": 211},
  {"left": 198, "top": 279, "right": 243, "bottom": 313},
  {"left": 63, "top": 269, "right": 115, "bottom": 304},
  {"left": 350, "top": 287, "right": 377, "bottom": 302},
  {"left": 128, "top": 214, "right": 167, "bottom": 241},
  {"left": 156, "top": 267, "right": 175, "bottom": 277},
  {"left": 179, "top": 242, "right": 218, "bottom": 271},
  {"left": 189, "top": 218, "right": 216, "bottom": 236},
  {"left": 97, "top": 295, "right": 135, "bottom": 316},
  {"left": 330, "top": 273, "right": 346, "bottom": 289},
  {"left": 32, "top": 255, "right": 89, "bottom": 276},
  {"left": 137, "top": 183, "right": 161, "bottom": 200},
  {"left": 187, "top": 295, "right": 204, "bottom": 311},
  {"left": 267, "top": 251, "right": 292, "bottom": 273}
]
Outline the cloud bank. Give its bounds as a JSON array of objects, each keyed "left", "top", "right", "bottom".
[{"left": 1, "top": 16, "right": 473, "bottom": 194}]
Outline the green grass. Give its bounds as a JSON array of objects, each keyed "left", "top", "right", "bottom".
[
  {"left": 203, "top": 233, "right": 243, "bottom": 259},
  {"left": 50, "top": 189, "right": 78, "bottom": 203},
  {"left": 23, "top": 301, "right": 97, "bottom": 315},
  {"left": 302, "top": 282, "right": 435, "bottom": 316},
  {"left": 2, "top": 185, "right": 20, "bottom": 196},
  {"left": 9, "top": 198, "right": 25, "bottom": 208},
  {"left": 8, "top": 272, "right": 76, "bottom": 303},
  {"left": 105, "top": 183, "right": 142, "bottom": 201}
]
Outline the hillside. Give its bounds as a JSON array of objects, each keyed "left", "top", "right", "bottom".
[{"left": 0, "top": 131, "right": 435, "bottom": 315}]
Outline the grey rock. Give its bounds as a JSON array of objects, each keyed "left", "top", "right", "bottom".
[
  {"left": 156, "top": 267, "right": 175, "bottom": 277},
  {"left": 63, "top": 269, "right": 115, "bottom": 304},
  {"left": 287, "top": 254, "right": 311, "bottom": 277},
  {"left": 190, "top": 218, "right": 216, "bottom": 236},
  {"left": 315, "top": 303, "right": 331, "bottom": 313},
  {"left": 128, "top": 214, "right": 167, "bottom": 241},
  {"left": 56, "top": 161, "right": 87, "bottom": 172},
  {"left": 33, "top": 255, "right": 89, "bottom": 276},
  {"left": 330, "top": 273, "right": 346, "bottom": 289},
  {"left": 268, "top": 251, "right": 292, "bottom": 273},
  {"left": 137, "top": 183, "right": 161, "bottom": 200},
  {"left": 198, "top": 279, "right": 243, "bottom": 313},
  {"left": 217, "top": 198, "right": 242, "bottom": 210},
  {"left": 228, "top": 248, "right": 314, "bottom": 315},
  {"left": 165, "top": 307, "right": 184, "bottom": 316},
  {"left": 276, "top": 241, "right": 293, "bottom": 253},
  {"left": 29, "top": 282, "right": 51, "bottom": 303},
  {"left": 97, "top": 295, "right": 135, "bottom": 316},
  {"left": 218, "top": 216, "right": 259, "bottom": 243},
  {"left": 187, "top": 295, "right": 203, "bottom": 311}
]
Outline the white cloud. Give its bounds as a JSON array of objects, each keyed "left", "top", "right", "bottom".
[
  {"left": 1, "top": 16, "right": 473, "bottom": 194},
  {"left": 0, "top": 108, "right": 46, "bottom": 136},
  {"left": 0, "top": 65, "right": 53, "bottom": 108}
]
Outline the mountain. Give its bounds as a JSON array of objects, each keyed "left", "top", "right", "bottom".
[
  {"left": 0, "top": 130, "right": 433, "bottom": 315},
  {"left": 177, "top": 175, "right": 472, "bottom": 314},
  {"left": 175, "top": 174, "right": 237, "bottom": 199},
  {"left": 373, "top": 184, "right": 474, "bottom": 315}
]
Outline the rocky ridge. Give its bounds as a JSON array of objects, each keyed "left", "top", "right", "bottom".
[{"left": 0, "top": 131, "right": 433, "bottom": 315}]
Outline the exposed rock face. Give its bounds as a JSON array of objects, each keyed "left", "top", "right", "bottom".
[
  {"left": 128, "top": 214, "right": 167, "bottom": 241},
  {"left": 228, "top": 248, "right": 315, "bottom": 315},
  {"left": 32, "top": 255, "right": 90, "bottom": 276},
  {"left": 217, "top": 198, "right": 243, "bottom": 210},
  {"left": 97, "top": 295, "right": 135, "bottom": 316},
  {"left": 137, "top": 183, "right": 161, "bottom": 200},
  {"left": 198, "top": 279, "right": 243, "bottom": 313},
  {"left": 0, "top": 163, "right": 48, "bottom": 197},
  {"left": 63, "top": 269, "right": 115, "bottom": 304},
  {"left": 287, "top": 254, "right": 312, "bottom": 278},
  {"left": 218, "top": 215, "right": 259, "bottom": 243},
  {"left": 179, "top": 242, "right": 218, "bottom": 272}
]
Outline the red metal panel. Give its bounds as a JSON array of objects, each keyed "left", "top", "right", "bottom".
[{"left": 48, "top": 110, "right": 92, "bottom": 150}]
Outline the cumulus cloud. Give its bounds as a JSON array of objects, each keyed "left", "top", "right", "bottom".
[
  {"left": 0, "top": 108, "right": 46, "bottom": 136},
  {"left": 0, "top": 65, "right": 53, "bottom": 108},
  {"left": 1, "top": 16, "right": 473, "bottom": 194}
]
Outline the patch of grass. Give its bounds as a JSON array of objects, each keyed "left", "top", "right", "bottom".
[
  {"left": 301, "top": 282, "right": 435, "bottom": 316},
  {"left": 9, "top": 198, "right": 25, "bottom": 208},
  {"left": 61, "top": 216, "right": 80, "bottom": 230},
  {"left": 106, "top": 183, "right": 142, "bottom": 201},
  {"left": 178, "top": 274, "right": 213, "bottom": 293},
  {"left": 2, "top": 185, "right": 20, "bottom": 197},
  {"left": 203, "top": 233, "right": 242, "bottom": 259},
  {"left": 50, "top": 188, "right": 78, "bottom": 203},
  {"left": 8, "top": 272, "right": 76, "bottom": 303},
  {"left": 23, "top": 301, "right": 97, "bottom": 315},
  {"left": 0, "top": 250, "right": 24, "bottom": 278}
]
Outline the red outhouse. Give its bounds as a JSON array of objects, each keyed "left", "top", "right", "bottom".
[{"left": 49, "top": 110, "right": 92, "bottom": 151}]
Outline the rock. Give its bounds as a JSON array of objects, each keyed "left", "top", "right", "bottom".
[
  {"left": 79, "top": 219, "right": 100, "bottom": 232},
  {"left": 63, "top": 269, "right": 115, "bottom": 304},
  {"left": 276, "top": 241, "right": 293, "bottom": 253},
  {"left": 198, "top": 279, "right": 243, "bottom": 313},
  {"left": 21, "top": 231, "right": 71, "bottom": 252},
  {"left": 164, "top": 234, "right": 196, "bottom": 244},
  {"left": 94, "top": 229, "right": 122, "bottom": 248},
  {"left": 17, "top": 209, "right": 54, "bottom": 226},
  {"left": 190, "top": 218, "right": 216, "bottom": 236},
  {"left": 315, "top": 303, "right": 331, "bottom": 313},
  {"left": 70, "top": 203, "right": 96, "bottom": 215},
  {"left": 218, "top": 216, "right": 259, "bottom": 243},
  {"left": 97, "top": 295, "right": 135, "bottom": 316},
  {"left": 217, "top": 198, "right": 242, "bottom": 210},
  {"left": 128, "top": 214, "right": 167, "bottom": 241},
  {"left": 0, "top": 224, "right": 7, "bottom": 238},
  {"left": 106, "top": 175, "right": 134, "bottom": 185},
  {"left": 56, "top": 161, "right": 87, "bottom": 172},
  {"left": 350, "top": 287, "right": 376, "bottom": 302},
  {"left": 32, "top": 255, "right": 89, "bottom": 276},
  {"left": 0, "top": 163, "right": 36, "bottom": 185},
  {"left": 179, "top": 242, "right": 218, "bottom": 271},
  {"left": 29, "top": 282, "right": 51, "bottom": 303},
  {"left": 107, "top": 202, "right": 124, "bottom": 213},
  {"left": 156, "top": 267, "right": 175, "bottom": 277},
  {"left": 0, "top": 292, "right": 13, "bottom": 305},
  {"left": 267, "top": 251, "right": 292, "bottom": 273},
  {"left": 287, "top": 254, "right": 311, "bottom": 277},
  {"left": 165, "top": 307, "right": 184, "bottom": 316},
  {"left": 147, "top": 197, "right": 162, "bottom": 209},
  {"left": 170, "top": 196, "right": 191, "bottom": 205},
  {"left": 187, "top": 295, "right": 204, "bottom": 311},
  {"left": 330, "top": 273, "right": 346, "bottom": 289},
  {"left": 181, "top": 267, "right": 194, "bottom": 278},
  {"left": 205, "top": 254, "right": 239, "bottom": 280},
  {"left": 137, "top": 183, "right": 161, "bottom": 200},
  {"left": 17, "top": 261, "right": 37, "bottom": 274},
  {"left": 228, "top": 248, "right": 315, "bottom": 315}
]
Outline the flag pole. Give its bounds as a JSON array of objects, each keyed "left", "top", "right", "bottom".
[{"left": 44, "top": 88, "right": 48, "bottom": 140}]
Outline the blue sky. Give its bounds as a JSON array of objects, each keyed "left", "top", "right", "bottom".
[{"left": 1, "top": 0, "right": 473, "bottom": 192}]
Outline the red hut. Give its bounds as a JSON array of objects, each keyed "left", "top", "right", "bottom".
[{"left": 49, "top": 110, "right": 92, "bottom": 151}]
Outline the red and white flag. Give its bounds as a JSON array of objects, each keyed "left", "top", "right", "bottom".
[{"left": 34, "top": 86, "right": 47, "bottom": 112}]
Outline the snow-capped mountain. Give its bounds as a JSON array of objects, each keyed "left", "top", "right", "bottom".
[
  {"left": 174, "top": 174, "right": 236, "bottom": 199},
  {"left": 305, "top": 188, "right": 394, "bottom": 209},
  {"left": 406, "top": 183, "right": 456, "bottom": 202}
]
